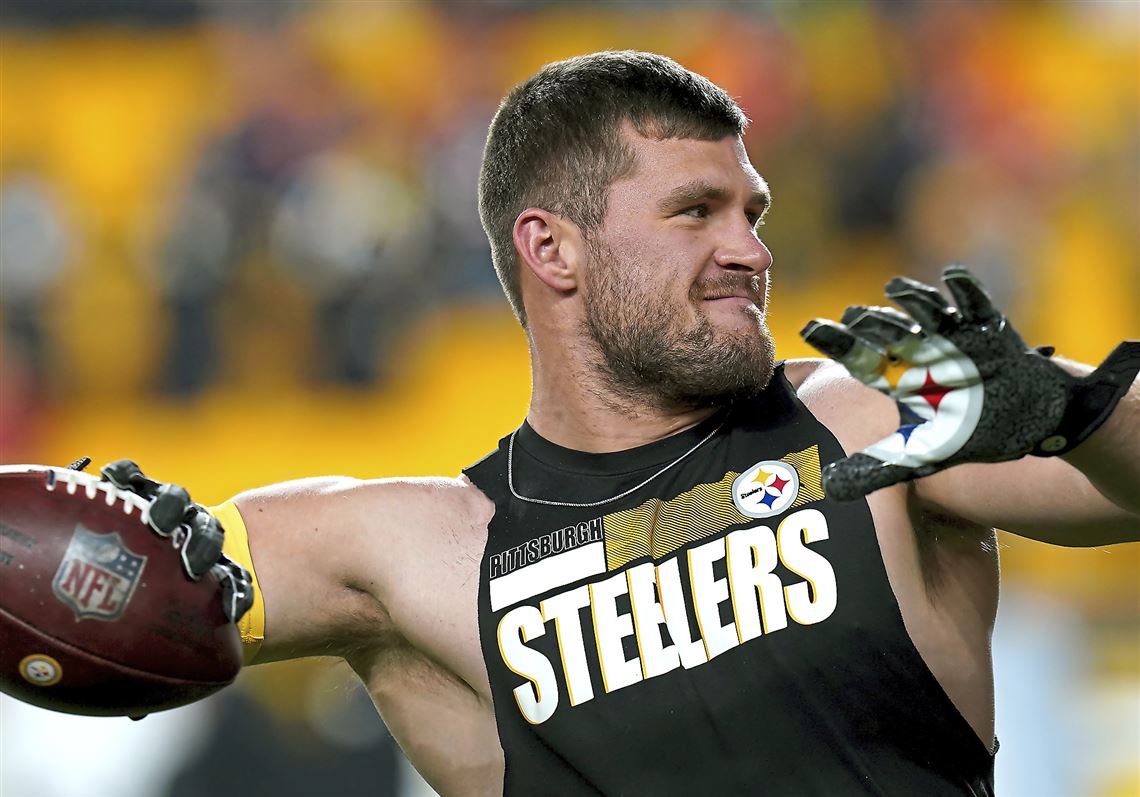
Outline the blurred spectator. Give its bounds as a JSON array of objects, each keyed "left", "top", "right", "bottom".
[
  {"left": 420, "top": 101, "right": 501, "bottom": 303},
  {"left": 0, "top": 171, "right": 71, "bottom": 388},
  {"left": 828, "top": 100, "right": 928, "bottom": 236},
  {"left": 418, "top": 24, "right": 504, "bottom": 303},
  {"left": 0, "top": 172, "right": 72, "bottom": 457},
  {"left": 269, "top": 150, "right": 431, "bottom": 386},
  {"left": 157, "top": 28, "right": 362, "bottom": 395}
]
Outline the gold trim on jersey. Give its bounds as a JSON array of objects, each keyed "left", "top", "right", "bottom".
[
  {"left": 210, "top": 500, "right": 265, "bottom": 664},
  {"left": 602, "top": 444, "right": 825, "bottom": 571}
]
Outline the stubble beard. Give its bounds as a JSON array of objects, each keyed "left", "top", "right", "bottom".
[{"left": 581, "top": 239, "right": 777, "bottom": 413}]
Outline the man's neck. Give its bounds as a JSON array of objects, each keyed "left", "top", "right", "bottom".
[{"left": 526, "top": 345, "right": 718, "bottom": 454}]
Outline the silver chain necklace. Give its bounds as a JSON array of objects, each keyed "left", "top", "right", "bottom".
[{"left": 506, "top": 421, "right": 725, "bottom": 508}]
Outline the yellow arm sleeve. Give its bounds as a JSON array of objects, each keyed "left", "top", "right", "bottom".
[{"left": 209, "top": 500, "right": 265, "bottom": 665}]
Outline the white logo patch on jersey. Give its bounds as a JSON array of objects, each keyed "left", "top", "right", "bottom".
[{"left": 731, "top": 460, "right": 800, "bottom": 518}]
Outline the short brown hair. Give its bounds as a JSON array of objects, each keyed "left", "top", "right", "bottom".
[{"left": 478, "top": 51, "right": 748, "bottom": 327}]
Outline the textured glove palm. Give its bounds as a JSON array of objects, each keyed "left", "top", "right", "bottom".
[{"left": 800, "top": 265, "right": 1140, "bottom": 501}]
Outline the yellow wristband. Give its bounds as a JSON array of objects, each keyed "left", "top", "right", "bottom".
[{"left": 209, "top": 500, "right": 265, "bottom": 665}]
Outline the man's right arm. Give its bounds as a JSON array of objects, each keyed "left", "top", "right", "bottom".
[
  {"left": 217, "top": 477, "right": 400, "bottom": 666},
  {"left": 216, "top": 473, "right": 492, "bottom": 673},
  {"left": 221, "top": 475, "right": 503, "bottom": 794}
]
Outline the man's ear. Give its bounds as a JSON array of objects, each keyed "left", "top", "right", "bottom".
[{"left": 513, "top": 208, "right": 583, "bottom": 292}]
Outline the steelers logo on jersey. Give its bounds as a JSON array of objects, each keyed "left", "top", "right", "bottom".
[{"left": 731, "top": 460, "right": 800, "bottom": 518}]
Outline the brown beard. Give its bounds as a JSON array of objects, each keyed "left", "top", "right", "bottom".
[{"left": 581, "top": 238, "right": 776, "bottom": 412}]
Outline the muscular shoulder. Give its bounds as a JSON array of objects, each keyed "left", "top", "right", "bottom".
[
  {"left": 782, "top": 357, "right": 897, "bottom": 455},
  {"left": 234, "top": 473, "right": 494, "bottom": 665},
  {"left": 356, "top": 474, "right": 493, "bottom": 533},
  {"left": 236, "top": 473, "right": 493, "bottom": 541}
]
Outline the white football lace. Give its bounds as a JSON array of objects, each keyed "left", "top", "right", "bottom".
[{"left": 44, "top": 468, "right": 152, "bottom": 525}]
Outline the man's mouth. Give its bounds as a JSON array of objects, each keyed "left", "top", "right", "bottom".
[
  {"left": 704, "top": 294, "right": 756, "bottom": 305},
  {"left": 702, "top": 292, "right": 763, "bottom": 315},
  {"left": 696, "top": 274, "right": 765, "bottom": 311}
]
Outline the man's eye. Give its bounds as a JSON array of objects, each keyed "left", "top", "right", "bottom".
[
  {"left": 681, "top": 205, "right": 708, "bottom": 219},
  {"left": 747, "top": 205, "right": 770, "bottom": 223}
]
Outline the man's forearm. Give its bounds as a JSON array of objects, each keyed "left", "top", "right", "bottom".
[{"left": 1061, "top": 363, "right": 1140, "bottom": 518}]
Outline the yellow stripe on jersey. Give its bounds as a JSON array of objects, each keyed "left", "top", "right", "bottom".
[
  {"left": 209, "top": 500, "right": 264, "bottom": 665},
  {"left": 784, "top": 445, "right": 826, "bottom": 510},
  {"left": 602, "top": 445, "right": 825, "bottom": 571},
  {"left": 604, "top": 474, "right": 749, "bottom": 571}
]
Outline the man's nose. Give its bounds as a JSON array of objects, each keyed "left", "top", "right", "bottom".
[{"left": 713, "top": 225, "right": 773, "bottom": 273}]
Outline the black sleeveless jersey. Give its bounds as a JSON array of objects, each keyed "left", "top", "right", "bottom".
[{"left": 463, "top": 365, "right": 995, "bottom": 796}]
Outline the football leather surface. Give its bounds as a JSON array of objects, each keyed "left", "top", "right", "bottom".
[{"left": 0, "top": 465, "right": 242, "bottom": 716}]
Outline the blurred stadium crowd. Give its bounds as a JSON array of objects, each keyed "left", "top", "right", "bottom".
[{"left": 0, "top": 2, "right": 1136, "bottom": 796}]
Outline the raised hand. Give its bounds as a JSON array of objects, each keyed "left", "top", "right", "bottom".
[{"left": 801, "top": 265, "right": 1140, "bottom": 501}]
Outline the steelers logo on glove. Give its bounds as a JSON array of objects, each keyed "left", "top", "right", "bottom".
[{"left": 801, "top": 265, "right": 1140, "bottom": 501}]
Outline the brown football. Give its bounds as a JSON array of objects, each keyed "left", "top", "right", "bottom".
[{"left": 0, "top": 465, "right": 242, "bottom": 716}]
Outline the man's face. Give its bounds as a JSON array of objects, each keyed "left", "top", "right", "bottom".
[{"left": 580, "top": 131, "right": 776, "bottom": 410}]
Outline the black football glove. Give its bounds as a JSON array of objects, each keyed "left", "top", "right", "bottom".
[
  {"left": 97, "top": 459, "right": 255, "bottom": 624},
  {"left": 800, "top": 265, "right": 1140, "bottom": 501}
]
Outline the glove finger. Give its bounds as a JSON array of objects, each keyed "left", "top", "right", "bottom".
[
  {"left": 101, "top": 460, "right": 142, "bottom": 490},
  {"left": 841, "top": 305, "right": 922, "bottom": 351},
  {"left": 943, "top": 265, "right": 999, "bottom": 324},
  {"left": 182, "top": 513, "right": 224, "bottom": 580},
  {"left": 821, "top": 453, "right": 920, "bottom": 501},
  {"left": 101, "top": 460, "right": 160, "bottom": 499},
  {"left": 801, "top": 319, "right": 887, "bottom": 382},
  {"left": 801, "top": 319, "right": 856, "bottom": 358},
  {"left": 149, "top": 484, "right": 191, "bottom": 536},
  {"left": 213, "top": 558, "right": 255, "bottom": 623},
  {"left": 885, "top": 277, "right": 954, "bottom": 334}
]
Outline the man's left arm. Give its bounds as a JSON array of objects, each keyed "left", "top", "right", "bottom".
[
  {"left": 1055, "top": 360, "right": 1140, "bottom": 517},
  {"left": 801, "top": 266, "right": 1139, "bottom": 546},
  {"left": 915, "top": 373, "right": 1139, "bottom": 546}
]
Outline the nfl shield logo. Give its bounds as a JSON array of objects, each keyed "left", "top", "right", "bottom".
[{"left": 52, "top": 525, "right": 147, "bottom": 622}]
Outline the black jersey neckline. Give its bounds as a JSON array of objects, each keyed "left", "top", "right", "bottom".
[{"left": 515, "top": 403, "right": 733, "bottom": 478}]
